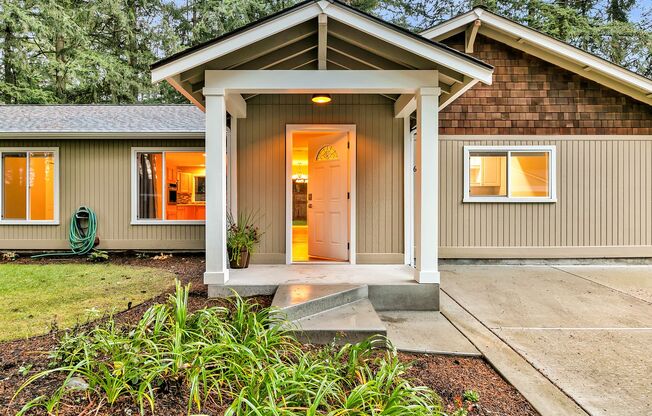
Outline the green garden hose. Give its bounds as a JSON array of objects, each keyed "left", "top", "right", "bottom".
[{"left": 31, "top": 206, "right": 98, "bottom": 258}]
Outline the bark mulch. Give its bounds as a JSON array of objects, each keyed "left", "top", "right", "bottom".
[{"left": 0, "top": 253, "right": 537, "bottom": 415}]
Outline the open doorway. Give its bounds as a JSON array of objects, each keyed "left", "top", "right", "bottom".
[{"left": 286, "top": 125, "right": 356, "bottom": 264}]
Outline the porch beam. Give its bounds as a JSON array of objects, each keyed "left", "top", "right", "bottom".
[
  {"left": 232, "top": 34, "right": 317, "bottom": 70},
  {"left": 394, "top": 94, "right": 415, "bottom": 118},
  {"left": 203, "top": 88, "right": 229, "bottom": 285},
  {"left": 465, "top": 20, "right": 481, "bottom": 53},
  {"left": 318, "top": 14, "right": 327, "bottom": 70},
  {"left": 267, "top": 50, "right": 317, "bottom": 70},
  {"left": 204, "top": 70, "right": 438, "bottom": 94},
  {"left": 225, "top": 93, "right": 247, "bottom": 118},
  {"left": 439, "top": 76, "right": 478, "bottom": 110},
  {"left": 327, "top": 36, "right": 410, "bottom": 70},
  {"left": 327, "top": 50, "right": 375, "bottom": 70},
  {"left": 167, "top": 75, "right": 205, "bottom": 111},
  {"left": 414, "top": 87, "right": 440, "bottom": 284}
]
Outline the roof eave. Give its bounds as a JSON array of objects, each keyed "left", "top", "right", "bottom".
[{"left": 421, "top": 8, "right": 652, "bottom": 106}]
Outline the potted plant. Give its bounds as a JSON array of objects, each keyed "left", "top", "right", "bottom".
[{"left": 226, "top": 211, "right": 262, "bottom": 269}]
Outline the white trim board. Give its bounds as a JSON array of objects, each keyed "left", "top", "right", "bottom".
[
  {"left": 421, "top": 8, "right": 652, "bottom": 106},
  {"left": 0, "top": 147, "right": 60, "bottom": 225},
  {"left": 204, "top": 70, "right": 439, "bottom": 94},
  {"left": 462, "top": 145, "right": 557, "bottom": 203},
  {"left": 285, "top": 124, "right": 357, "bottom": 265}
]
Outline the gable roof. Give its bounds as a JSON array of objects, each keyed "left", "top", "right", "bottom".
[
  {"left": 421, "top": 7, "right": 652, "bottom": 106},
  {"left": 0, "top": 105, "right": 205, "bottom": 137},
  {"left": 151, "top": 0, "right": 490, "bottom": 72},
  {"left": 151, "top": 0, "right": 493, "bottom": 111}
]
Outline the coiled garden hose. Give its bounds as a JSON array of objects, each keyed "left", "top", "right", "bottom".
[{"left": 31, "top": 206, "right": 98, "bottom": 258}]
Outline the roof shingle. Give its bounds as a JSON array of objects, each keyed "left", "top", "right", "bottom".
[{"left": 0, "top": 105, "right": 205, "bottom": 134}]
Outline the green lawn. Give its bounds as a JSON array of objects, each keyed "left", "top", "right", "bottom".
[{"left": 0, "top": 264, "right": 176, "bottom": 341}]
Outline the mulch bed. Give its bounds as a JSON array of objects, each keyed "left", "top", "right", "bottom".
[{"left": 0, "top": 253, "right": 537, "bottom": 415}]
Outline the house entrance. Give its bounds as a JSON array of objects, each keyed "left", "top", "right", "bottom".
[{"left": 286, "top": 125, "right": 355, "bottom": 263}]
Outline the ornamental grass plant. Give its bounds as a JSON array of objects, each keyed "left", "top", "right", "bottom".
[{"left": 14, "top": 281, "right": 443, "bottom": 415}]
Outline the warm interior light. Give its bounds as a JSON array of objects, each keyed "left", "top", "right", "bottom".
[{"left": 311, "top": 93, "right": 331, "bottom": 104}]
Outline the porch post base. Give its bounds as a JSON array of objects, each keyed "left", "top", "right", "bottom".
[
  {"left": 204, "top": 270, "right": 230, "bottom": 285},
  {"left": 414, "top": 270, "right": 440, "bottom": 284}
]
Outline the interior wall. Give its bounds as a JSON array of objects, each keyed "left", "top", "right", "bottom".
[{"left": 237, "top": 94, "right": 405, "bottom": 264}]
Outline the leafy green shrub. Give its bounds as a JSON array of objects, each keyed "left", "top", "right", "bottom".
[
  {"left": 463, "top": 389, "right": 480, "bottom": 403},
  {"left": 87, "top": 250, "right": 109, "bottom": 262},
  {"left": 15, "top": 281, "right": 442, "bottom": 415},
  {"left": 2, "top": 251, "right": 18, "bottom": 261},
  {"left": 227, "top": 211, "right": 263, "bottom": 264}
]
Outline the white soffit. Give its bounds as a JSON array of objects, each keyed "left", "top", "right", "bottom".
[
  {"left": 151, "top": 0, "right": 493, "bottom": 86},
  {"left": 421, "top": 8, "right": 652, "bottom": 106}
]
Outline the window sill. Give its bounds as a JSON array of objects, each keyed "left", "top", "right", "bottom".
[
  {"left": 0, "top": 220, "right": 60, "bottom": 225},
  {"left": 131, "top": 220, "right": 206, "bottom": 225},
  {"left": 463, "top": 197, "right": 557, "bottom": 203}
]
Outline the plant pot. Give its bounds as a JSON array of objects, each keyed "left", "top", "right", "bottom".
[{"left": 229, "top": 248, "right": 250, "bottom": 269}]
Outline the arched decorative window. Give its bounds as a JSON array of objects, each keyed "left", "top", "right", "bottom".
[{"left": 315, "top": 145, "right": 338, "bottom": 161}]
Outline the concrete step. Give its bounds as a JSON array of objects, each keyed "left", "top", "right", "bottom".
[
  {"left": 290, "top": 298, "right": 387, "bottom": 345},
  {"left": 271, "top": 284, "right": 368, "bottom": 321}
]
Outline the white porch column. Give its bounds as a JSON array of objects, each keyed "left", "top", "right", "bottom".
[
  {"left": 414, "top": 87, "right": 440, "bottom": 283},
  {"left": 203, "top": 89, "right": 229, "bottom": 285},
  {"left": 228, "top": 116, "right": 238, "bottom": 217},
  {"left": 403, "top": 115, "right": 414, "bottom": 266}
]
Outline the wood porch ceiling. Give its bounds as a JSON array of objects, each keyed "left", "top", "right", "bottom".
[{"left": 180, "top": 16, "right": 463, "bottom": 108}]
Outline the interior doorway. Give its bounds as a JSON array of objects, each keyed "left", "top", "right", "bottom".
[{"left": 286, "top": 125, "right": 356, "bottom": 264}]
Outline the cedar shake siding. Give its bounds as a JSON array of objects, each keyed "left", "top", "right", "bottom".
[{"left": 440, "top": 34, "right": 652, "bottom": 135}]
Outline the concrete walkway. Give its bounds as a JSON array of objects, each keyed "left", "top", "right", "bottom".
[
  {"left": 379, "top": 311, "right": 480, "bottom": 356},
  {"left": 440, "top": 265, "right": 652, "bottom": 416}
]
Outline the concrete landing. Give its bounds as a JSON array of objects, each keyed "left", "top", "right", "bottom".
[
  {"left": 292, "top": 298, "right": 387, "bottom": 344},
  {"left": 379, "top": 311, "right": 480, "bottom": 356},
  {"left": 271, "top": 284, "right": 367, "bottom": 321}
]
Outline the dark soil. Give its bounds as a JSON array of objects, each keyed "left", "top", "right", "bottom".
[{"left": 0, "top": 253, "right": 537, "bottom": 415}]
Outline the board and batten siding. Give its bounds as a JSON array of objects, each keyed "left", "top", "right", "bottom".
[
  {"left": 237, "top": 94, "right": 405, "bottom": 264},
  {"left": 0, "top": 138, "right": 205, "bottom": 250},
  {"left": 439, "top": 135, "right": 652, "bottom": 258}
]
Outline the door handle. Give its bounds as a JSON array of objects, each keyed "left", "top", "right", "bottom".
[{"left": 308, "top": 203, "right": 313, "bottom": 208}]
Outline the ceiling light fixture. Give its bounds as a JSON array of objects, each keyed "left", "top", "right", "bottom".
[{"left": 311, "top": 93, "right": 331, "bottom": 104}]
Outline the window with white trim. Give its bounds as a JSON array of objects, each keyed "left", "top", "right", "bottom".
[
  {"left": 131, "top": 148, "right": 206, "bottom": 224},
  {"left": 1, "top": 148, "right": 59, "bottom": 224},
  {"left": 463, "top": 146, "right": 556, "bottom": 203}
]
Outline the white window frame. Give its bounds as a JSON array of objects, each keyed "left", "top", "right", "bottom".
[
  {"left": 0, "top": 147, "right": 60, "bottom": 225},
  {"left": 130, "top": 147, "right": 206, "bottom": 225},
  {"left": 463, "top": 145, "right": 557, "bottom": 203}
]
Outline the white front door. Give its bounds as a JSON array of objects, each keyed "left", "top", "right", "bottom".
[{"left": 307, "top": 132, "right": 349, "bottom": 261}]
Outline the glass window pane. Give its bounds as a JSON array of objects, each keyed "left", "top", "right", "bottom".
[
  {"left": 510, "top": 152, "right": 550, "bottom": 197},
  {"left": 163, "top": 152, "right": 205, "bottom": 220},
  {"left": 316, "top": 145, "right": 338, "bottom": 161},
  {"left": 137, "top": 152, "right": 163, "bottom": 219},
  {"left": 29, "top": 152, "right": 56, "bottom": 220},
  {"left": 3, "top": 153, "right": 27, "bottom": 219},
  {"left": 469, "top": 152, "right": 507, "bottom": 197}
]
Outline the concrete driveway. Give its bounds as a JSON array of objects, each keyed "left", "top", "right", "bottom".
[{"left": 440, "top": 264, "right": 652, "bottom": 416}]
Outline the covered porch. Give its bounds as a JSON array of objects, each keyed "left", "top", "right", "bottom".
[{"left": 151, "top": 0, "right": 493, "bottom": 294}]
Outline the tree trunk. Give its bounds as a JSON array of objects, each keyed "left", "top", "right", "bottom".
[
  {"left": 3, "top": 19, "right": 16, "bottom": 103},
  {"left": 55, "top": 34, "right": 66, "bottom": 102}
]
